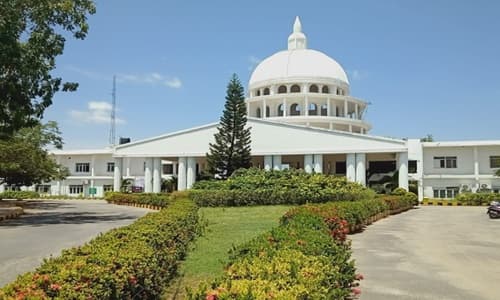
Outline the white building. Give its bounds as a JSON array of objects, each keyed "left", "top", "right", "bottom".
[{"left": 2, "top": 17, "right": 499, "bottom": 201}]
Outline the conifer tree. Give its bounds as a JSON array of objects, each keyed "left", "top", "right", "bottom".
[{"left": 206, "top": 74, "right": 251, "bottom": 178}]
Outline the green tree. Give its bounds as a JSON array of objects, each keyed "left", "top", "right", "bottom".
[
  {"left": 206, "top": 74, "right": 252, "bottom": 179},
  {"left": 0, "top": 122, "right": 67, "bottom": 186},
  {"left": 495, "top": 169, "right": 500, "bottom": 177},
  {"left": 0, "top": 0, "right": 96, "bottom": 138},
  {"left": 420, "top": 134, "right": 434, "bottom": 142}
]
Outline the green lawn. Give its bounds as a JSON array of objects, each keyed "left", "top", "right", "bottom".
[{"left": 164, "top": 205, "right": 292, "bottom": 299}]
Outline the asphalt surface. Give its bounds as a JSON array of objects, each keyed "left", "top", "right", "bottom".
[
  {"left": 0, "top": 199, "right": 150, "bottom": 287},
  {"left": 350, "top": 206, "right": 500, "bottom": 300}
]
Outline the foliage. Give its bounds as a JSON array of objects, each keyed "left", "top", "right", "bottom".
[
  {"left": 0, "top": 0, "right": 96, "bottom": 137},
  {"left": 190, "top": 168, "right": 374, "bottom": 207},
  {"left": 456, "top": 192, "right": 500, "bottom": 206},
  {"left": 0, "top": 190, "right": 40, "bottom": 200},
  {"left": 162, "top": 176, "right": 177, "bottom": 193},
  {"left": 0, "top": 122, "right": 68, "bottom": 186},
  {"left": 420, "top": 134, "right": 434, "bottom": 142},
  {"left": 206, "top": 74, "right": 251, "bottom": 179},
  {"left": 105, "top": 192, "right": 171, "bottom": 208},
  {"left": 496, "top": 169, "right": 500, "bottom": 177},
  {"left": 0, "top": 198, "right": 200, "bottom": 299}
]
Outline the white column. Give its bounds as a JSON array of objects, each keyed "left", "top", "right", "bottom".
[
  {"left": 56, "top": 181, "right": 61, "bottom": 196},
  {"left": 398, "top": 152, "right": 409, "bottom": 190},
  {"left": 344, "top": 99, "right": 348, "bottom": 117},
  {"left": 0, "top": 184, "right": 5, "bottom": 193},
  {"left": 264, "top": 155, "right": 273, "bottom": 171},
  {"left": 272, "top": 155, "right": 282, "bottom": 171},
  {"left": 313, "top": 154, "right": 323, "bottom": 173},
  {"left": 305, "top": 96, "right": 309, "bottom": 116},
  {"left": 327, "top": 98, "right": 331, "bottom": 116},
  {"left": 304, "top": 154, "right": 313, "bottom": 173},
  {"left": 355, "top": 153, "right": 366, "bottom": 186},
  {"left": 178, "top": 157, "right": 187, "bottom": 191},
  {"left": 173, "top": 162, "right": 177, "bottom": 176},
  {"left": 473, "top": 146, "right": 480, "bottom": 191},
  {"left": 113, "top": 157, "right": 123, "bottom": 192},
  {"left": 90, "top": 155, "right": 95, "bottom": 190},
  {"left": 355, "top": 104, "right": 359, "bottom": 119},
  {"left": 263, "top": 99, "right": 267, "bottom": 118},
  {"left": 186, "top": 157, "right": 196, "bottom": 189},
  {"left": 126, "top": 157, "right": 131, "bottom": 177},
  {"left": 153, "top": 158, "right": 162, "bottom": 193},
  {"left": 346, "top": 153, "right": 356, "bottom": 182},
  {"left": 144, "top": 157, "right": 153, "bottom": 193},
  {"left": 283, "top": 99, "right": 287, "bottom": 117}
]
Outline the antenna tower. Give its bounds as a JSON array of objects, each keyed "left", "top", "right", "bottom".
[{"left": 109, "top": 75, "right": 116, "bottom": 146}]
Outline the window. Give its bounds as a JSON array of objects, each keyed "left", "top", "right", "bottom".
[
  {"left": 308, "top": 103, "right": 318, "bottom": 115},
  {"left": 290, "top": 84, "right": 301, "bottom": 93},
  {"left": 433, "top": 156, "right": 457, "bottom": 168},
  {"left": 107, "top": 162, "right": 115, "bottom": 172},
  {"left": 322, "top": 86, "right": 329, "bottom": 93},
  {"left": 320, "top": 104, "right": 328, "bottom": 116},
  {"left": 36, "top": 185, "right": 50, "bottom": 193},
  {"left": 278, "top": 85, "right": 287, "bottom": 94},
  {"left": 69, "top": 185, "right": 83, "bottom": 194},
  {"left": 433, "top": 187, "right": 459, "bottom": 199},
  {"left": 256, "top": 107, "right": 262, "bottom": 118},
  {"left": 490, "top": 156, "right": 500, "bottom": 168},
  {"left": 163, "top": 164, "right": 173, "bottom": 174},
  {"left": 278, "top": 104, "right": 284, "bottom": 116},
  {"left": 290, "top": 103, "right": 301, "bottom": 116},
  {"left": 309, "top": 84, "right": 319, "bottom": 93},
  {"left": 75, "top": 163, "right": 90, "bottom": 173},
  {"left": 265, "top": 106, "right": 270, "bottom": 117},
  {"left": 256, "top": 90, "right": 261, "bottom": 96},
  {"left": 103, "top": 185, "right": 113, "bottom": 192},
  {"left": 337, "top": 88, "right": 343, "bottom": 95},
  {"left": 263, "top": 88, "right": 270, "bottom": 95},
  {"left": 335, "top": 161, "right": 346, "bottom": 174},
  {"left": 408, "top": 160, "right": 417, "bottom": 173}
]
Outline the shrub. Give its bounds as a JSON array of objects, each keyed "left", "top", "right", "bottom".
[
  {"left": 456, "top": 192, "right": 500, "bottom": 206},
  {"left": 0, "top": 198, "right": 200, "bottom": 299},
  {"left": 0, "top": 191, "right": 40, "bottom": 200},
  {"left": 105, "top": 192, "right": 171, "bottom": 208},
  {"left": 190, "top": 168, "right": 375, "bottom": 207}
]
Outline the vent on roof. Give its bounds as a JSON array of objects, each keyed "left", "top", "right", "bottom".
[{"left": 119, "top": 137, "right": 131, "bottom": 145}]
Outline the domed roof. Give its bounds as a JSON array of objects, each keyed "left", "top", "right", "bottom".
[
  {"left": 249, "top": 17, "right": 349, "bottom": 86},
  {"left": 249, "top": 49, "right": 349, "bottom": 86}
]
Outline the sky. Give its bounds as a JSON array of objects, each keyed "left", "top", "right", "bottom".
[{"left": 45, "top": 0, "right": 500, "bottom": 149}]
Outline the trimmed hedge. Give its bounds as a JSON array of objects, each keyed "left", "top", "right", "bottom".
[
  {"left": 105, "top": 192, "right": 171, "bottom": 209},
  {"left": 188, "top": 194, "right": 414, "bottom": 299},
  {"left": 190, "top": 168, "right": 375, "bottom": 207},
  {"left": 0, "top": 191, "right": 40, "bottom": 200},
  {"left": 455, "top": 192, "right": 500, "bottom": 206},
  {"left": 0, "top": 198, "right": 200, "bottom": 299}
]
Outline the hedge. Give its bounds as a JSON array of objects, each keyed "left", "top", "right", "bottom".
[
  {"left": 455, "top": 192, "right": 500, "bottom": 206},
  {"left": 0, "top": 191, "right": 40, "bottom": 200},
  {"left": 0, "top": 198, "right": 200, "bottom": 300},
  {"left": 104, "top": 192, "right": 171, "bottom": 209},
  {"left": 188, "top": 194, "right": 415, "bottom": 299},
  {"left": 190, "top": 168, "right": 375, "bottom": 207}
]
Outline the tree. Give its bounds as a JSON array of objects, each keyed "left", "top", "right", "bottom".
[
  {"left": 206, "top": 74, "right": 252, "bottom": 179},
  {"left": 0, "top": 122, "right": 67, "bottom": 186},
  {"left": 495, "top": 169, "right": 500, "bottom": 177},
  {"left": 420, "top": 134, "right": 434, "bottom": 142},
  {"left": 0, "top": 0, "right": 96, "bottom": 138}
]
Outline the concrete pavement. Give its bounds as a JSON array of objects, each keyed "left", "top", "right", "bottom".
[
  {"left": 350, "top": 206, "right": 500, "bottom": 300},
  {"left": 0, "top": 199, "right": 151, "bottom": 287}
]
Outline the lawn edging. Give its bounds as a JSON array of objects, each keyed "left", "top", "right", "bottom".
[{"left": 0, "top": 198, "right": 200, "bottom": 299}]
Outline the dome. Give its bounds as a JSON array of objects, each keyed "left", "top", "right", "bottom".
[{"left": 249, "top": 49, "right": 349, "bottom": 86}]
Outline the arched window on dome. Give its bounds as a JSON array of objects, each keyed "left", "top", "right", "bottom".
[
  {"left": 308, "top": 103, "right": 318, "bottom": 115},
  {"left": 322, "top": 86, "right": 329, "bottom": 94},
  {"left": 256, "top": 90, "right": 261, "bottom": 96},
  {"left": 278, "top": 104, "right": 284, "bottom": 116},
  {"left": 278, "top": 85, "right": 287, "bottom": 94},
  {"left": 290, "top": 103, "right": 301, "bottom": 116},
  {"left": 337, "top": 88, "right": 343, "bottom": 95},
  {"left": 266, "top": 106, "right": 270, "bottom": 117},
  {"left": 309, "top": 85, "right": 319, "bottom": 93},
  {"left": 263, "top": 88, "right": 270, "bottom": 95},
  {"left": 320, "top": 104, "right": 328, "bottom": 116},
  {"left": 256, "top": 107, "right": 262, "bottom": 118},
  {"left": 290, "top": 85, "right": 300, "bottom": 93}
]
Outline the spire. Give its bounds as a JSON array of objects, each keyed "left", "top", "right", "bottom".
[{"left": 288, "top": 16, "right": 307, "bottom": 50}]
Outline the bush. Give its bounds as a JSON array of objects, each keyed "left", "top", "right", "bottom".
[
  {"left": 105, "top": 192, "right": 171, "bottom": 208},
  {"left": 0, "top": 198, "right": 200, "bottom": 299},
  {"left": 0, "top": 191, "right": 40, "bottom": 200},
  {"left": 456, "top": 192, "right": 500, "bottom": 206},
  {"left": 190, "top": 168, "right": 375, "bottom": 207}
]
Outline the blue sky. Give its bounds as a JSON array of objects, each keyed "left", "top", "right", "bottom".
[{"left": 46, "top": 0, "right": 500, "bottom": 149}]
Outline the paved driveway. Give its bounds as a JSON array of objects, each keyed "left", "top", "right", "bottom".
[
  {"left": 0, "top": 200, "right": 150, "bottom": 287},
  {"left": 350, "top": 206, "right": 500, "bottom": 300}
]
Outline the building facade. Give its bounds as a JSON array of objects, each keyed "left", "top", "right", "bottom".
[{"left": 1, "top": 17, "right": 499, "bottom": 201}]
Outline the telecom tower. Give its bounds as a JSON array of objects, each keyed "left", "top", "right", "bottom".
[{"left": 109, "top": 75, "right": 116, "bottom": 146}]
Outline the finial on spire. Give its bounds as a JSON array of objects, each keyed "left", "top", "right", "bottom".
[
  {"left": 293, "top": 16, "right": 302, "bottom": 33},
  {"left": 288, "top": 16, "right": 307, "bottom": 50}
]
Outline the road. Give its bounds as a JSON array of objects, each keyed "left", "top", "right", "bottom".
[
  {"left": 0, "top": 199, "right": 150, "bottom": 287},
  {"left": 350, "top": 206, "right": 500, "bottom": 300}
]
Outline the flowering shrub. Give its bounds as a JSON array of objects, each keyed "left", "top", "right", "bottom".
[
  {"left": 0, "top": 198, "right": 200, "bottom": 299},
  {"left": 190, "top": 168, "right": 375, "bottom": 207},
  {"left": 0, "top": 191, "right": 40, "bottom": 200}
]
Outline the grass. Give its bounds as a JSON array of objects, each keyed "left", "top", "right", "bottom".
[{"left": 163, "top": 205, "right": 292, "bottom": 299}]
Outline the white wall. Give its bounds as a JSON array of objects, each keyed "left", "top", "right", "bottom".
[{"left": 422, "top": 147, "right": 474, "bottom": 175}]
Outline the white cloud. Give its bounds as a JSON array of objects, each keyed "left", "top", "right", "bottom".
[
  {"left": 248, "top": 55, "right": 261, "bottom": 71},
  {"left": 348, "top": 69, "right": 368, "bottom": 81},
  {"left": 164, "top": 77, "right": 182, "bottom": 88},
  {"left": 70, "top": 101, "right": 125, "bottom": 125}
]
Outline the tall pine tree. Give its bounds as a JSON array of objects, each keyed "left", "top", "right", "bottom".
[{"left": 206, "top": 74, "right": 251, "bottom": 178}]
